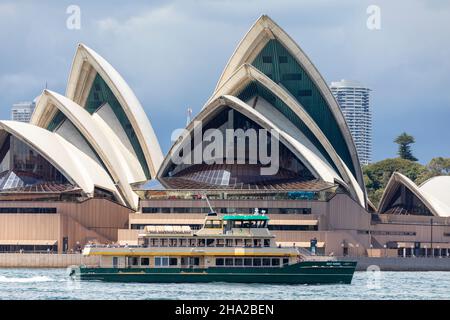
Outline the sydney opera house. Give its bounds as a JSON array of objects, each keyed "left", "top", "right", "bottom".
[{"left": 0, "top": 15, "right": 449, "bottom": 257}]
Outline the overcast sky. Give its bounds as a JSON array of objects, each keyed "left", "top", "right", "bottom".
[{"left": 0, "top": 0, "right": 449, "bottom": 163}]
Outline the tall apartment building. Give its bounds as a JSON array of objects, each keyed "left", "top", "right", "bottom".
[
  {"left": 11, "top": 101, "right": 36, "bottom": 122},
  {"left": 330, "top": 80, "right": 372, "bottom": 166}
]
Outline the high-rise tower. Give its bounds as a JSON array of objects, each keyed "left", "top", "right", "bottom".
[{"left": 330, "top": 80, "right": 372, "bottom": 166}]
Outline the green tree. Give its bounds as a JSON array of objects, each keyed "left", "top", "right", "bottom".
[
  {"left": 416, "top": 157, "right": 450, "bottom": 185},
  {"left": 427, "top": 157, "right": 450, "bottom": 175},
  {"left": 394, "top": 132, "right": 418, "bottom": 161}
]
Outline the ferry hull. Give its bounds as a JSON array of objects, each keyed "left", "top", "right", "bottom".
[{"left": 70, "top": 261, "right": 357, "bottom": 285}]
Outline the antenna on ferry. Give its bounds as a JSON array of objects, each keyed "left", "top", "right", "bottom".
[{"left": 202, "top": 193, "right": 217, "bottom": 216}]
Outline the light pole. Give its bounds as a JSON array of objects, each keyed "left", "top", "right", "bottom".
[
  {"left": 424, "top": 245, "right": 427, "bottom": 258},
  {"left": 383, "top": 244, "right": 387, "bottom": 257},
  {"left": 430, "top": 218, "right": 434, "bottom": 253},
  {"left": 411, "top": 245, "right": 415, "bottom": 258}
]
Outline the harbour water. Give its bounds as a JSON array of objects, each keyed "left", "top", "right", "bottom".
[{"left": 0, "top": 268, "right": 449, "bottom": 300}]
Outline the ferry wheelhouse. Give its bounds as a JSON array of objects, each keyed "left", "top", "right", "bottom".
[{"left": 70, "top": 214, "right": 356, "bottom": 284}]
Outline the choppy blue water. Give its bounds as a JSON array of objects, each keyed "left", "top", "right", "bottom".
[{"left": 0, "top": 268, "right": 448, "bottom": 300}]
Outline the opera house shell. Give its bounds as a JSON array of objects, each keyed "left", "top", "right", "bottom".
[
  {"left": 378, "top": 172, "right": 450, "bottom": 217},
  {"left": 158, "top": 15, "right": 366, "bottom": 208},
  {"left": 1, "top": 44, "right": 163, "bottom": 211}
]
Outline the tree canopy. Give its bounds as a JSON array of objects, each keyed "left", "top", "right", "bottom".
[{"left": 394, "top": 132, "right": 418, "bottom": 161}]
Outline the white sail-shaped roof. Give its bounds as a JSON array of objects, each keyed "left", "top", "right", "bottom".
[
  {"left": 158, "top": 95, "right": 346, "bottom": 188},
  {"left": 0, "top": 121, "right": 121, "bottom": 201},
  {"left": 32, "top": 90, "right": 141, "bottom": 209},
  {"left": 208, "top": 63, "right": 364, "bottom": 205},
  {"left": 378, "top": 172, "right": 450, "bottom": 217},
  {"left": 64, "top": 43, "right": 163, "bottom": 178},
  {"left": 212, "top": 14, "right": 365, "bottom": 200}
]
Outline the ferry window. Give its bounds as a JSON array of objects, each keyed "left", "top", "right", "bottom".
[
  {"left": 150, "top": 238, "right": 158, "bottom": 247},
  {"left": 179, "top": 239, "right": 187, "bottom": 247},
  {"left": 169, "top": 238, "right": 177, "bottom": 247},
  {"left": 112, "top": 257, "right": 118, "bottom": 268},
  {"left": 169, "top": 258, "right": 178, "bottom": 266},
  {"left": 235, "top": 239, "right": 243, "bottom": 247},
  {"left": 160, "top": 239, "right": 168, "bottom": 247},
  {"left": 253, "top": 258, "right": 262, "bottom": 266},
  {"left": 262, "top": 258, "right": 271, "bottom": 266},
  {"left": 244, "top": 258, "right": 252, "bottom": 266},
  {"left": 271, "top": 258, "right": 280, "bottom": 266},
  {"left": 205, "top": 220, "right": 221, "bottom": 228},
  {"left": 226, "top": 239, "right": 233, "bottom": 247},
  {"left": 253, "top": 239, "right": 261, "bottom": 247},
  {"left": 216, "top": 239, "right": 224, "bottom": 247},
  {"left": 264, "top": 239, "right": 270, "bottom": 247},
  {"left": 244, "top": 239, "right": 252, "bottom": 247},
  {"left": 128, "top": 257, "right": 139, "bottom": 266},
  {"left": 190, "top": 257, "right": 200, "bottom": 266},
  {"left": 216, "top": 258, "right": 224, "bottom": 266},
  {"left": 282, "top": 258, "right": 289, "bottom": 265},
  {"left": 140, "top": 258, "right": 150, "bottom": 266},
  {"left": 234, "top": 258, "right": 243, "bottom": 266},
  {"left": 189, "top": 239, "right": 196, "bottom": 246},
  {"left": 155, "top": 257, "right": 169, "bottom": 266},
  {"left": 206, "top": 239, "right": 215, "bottom": 247},
  {"left": 198, "top": 239, "right": 205, "bottom": 247},
  {"left": 225, "top": 258, "right": 234, "bottom": 266}
]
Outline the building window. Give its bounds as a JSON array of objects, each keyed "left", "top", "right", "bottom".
[
  {"left": 298, "top": 89, "right": 312, "bottom": 96},
  {"left": 268, "top": 225, "right": 318, "bottom": 231},
  {"left": 0, "top": 208, "right": 57, "bottom": 214},
  {"left": 278, "top": 56, "right": 288, "bottom": 63},
  {"left": 262, "top": 56, "right": 273, "bottom": 63},
  {"left": 279, "top": 208, "right": 311, "bottom": 214},
  {"left": 282, "top": 73, "right": 302, "bottom": 81}
]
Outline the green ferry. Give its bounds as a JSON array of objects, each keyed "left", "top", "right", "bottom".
[{"left": 69, "top": 214, "right": 356, "bottom": 284}]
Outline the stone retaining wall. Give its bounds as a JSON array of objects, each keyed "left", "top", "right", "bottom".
[{"left": 0, "top": 253, "right": 100, "bottom": 268}]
